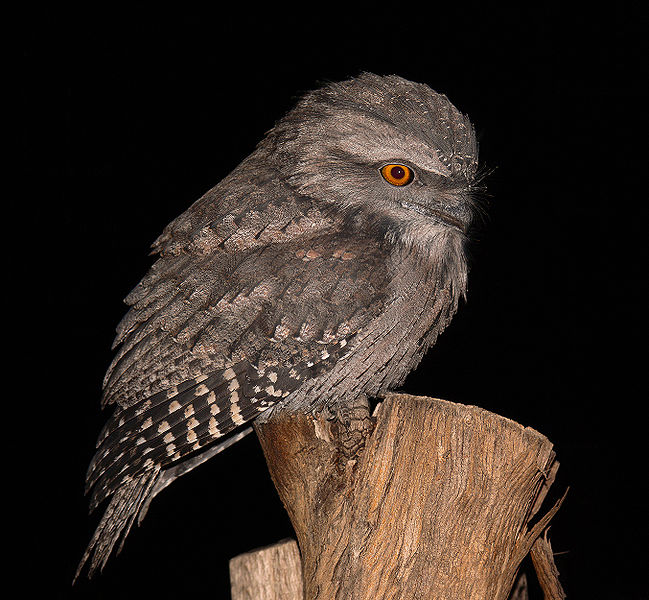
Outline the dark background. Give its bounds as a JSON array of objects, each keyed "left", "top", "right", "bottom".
[{"left": 22, "top": 3, "right": 646, "bottom": 598}]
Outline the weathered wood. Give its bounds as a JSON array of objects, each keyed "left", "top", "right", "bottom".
[
  {"left": 229, "top": 538, "right": 303, "bottom": 600},
  {"left": 509, "top": 573, "right": 529, "bottom": 600},
  {"left": 245, "top": 393, "right": 564, "bottom": 599},
  {"left": 531, "top": 532, "right": 567, "bottom": 599}
]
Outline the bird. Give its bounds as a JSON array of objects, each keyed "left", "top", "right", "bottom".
[{"left": 76, "top": 72, "right": 482, "bottom": 581}]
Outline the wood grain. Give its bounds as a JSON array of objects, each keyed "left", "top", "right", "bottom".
[
  {"left": 233, "top": 393, "right": 565, "bottom": 599},
  {"left": 229, "top": 538, "right": 303, "bottom": 600}
]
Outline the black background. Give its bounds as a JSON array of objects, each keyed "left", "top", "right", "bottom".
[{"left": 22, "top": 3, "right": 646, "bottom": 598}]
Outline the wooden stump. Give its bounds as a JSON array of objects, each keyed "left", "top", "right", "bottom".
[
  {"left": 230, "top": 393, "right": 566, "bottom": 599},
  {"left": 229, "top": 539, "right": 303, "bottom": 600}
]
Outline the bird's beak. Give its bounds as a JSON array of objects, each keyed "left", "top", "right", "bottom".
[
  {"left": 400, "top": 198, "right": 470, "bottom": 232},
  {"left": 426, "top": 207, "right": 467, "bottom": 231}
]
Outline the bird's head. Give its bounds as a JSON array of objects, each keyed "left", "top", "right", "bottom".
[{"left": 263, "top": 73, "right": 480, "bottom": 252}]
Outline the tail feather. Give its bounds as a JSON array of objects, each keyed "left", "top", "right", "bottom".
[{"left": 74, "top": 466, "right": 161, "bottom": 583}]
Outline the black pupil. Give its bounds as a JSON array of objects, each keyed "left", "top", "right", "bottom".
[{"left": 390, "top": 166, "right": 406, "bottom": 180}]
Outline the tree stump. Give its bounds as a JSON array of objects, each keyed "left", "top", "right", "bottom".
[
  {"left": 229, "top": 539, "right": 303, "bottom": 600},
  {"left": 230, "top": 393, "right": 566, "bottom": 599}
]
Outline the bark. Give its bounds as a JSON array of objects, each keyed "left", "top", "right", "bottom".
[
  {"left": 229, "top": 538, "right": 303, "bottom": 600},
  {"left": 509, "top": 573, "right": 529, "bottom": 600},
  {"left": 531, "top": 532, "right": 567, "bottom": 599},
  {"left": 231, "top": 393, "right": 565, "bottom": 599}
]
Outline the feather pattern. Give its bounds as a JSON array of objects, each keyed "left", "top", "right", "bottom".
[
  {"left": 77, "top": 73, "right": 480, "bottom": 581},
  {"left": 75, "top": 466, "right": 161, "bottom": 583}
]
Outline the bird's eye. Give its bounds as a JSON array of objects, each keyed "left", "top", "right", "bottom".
[{"left": 380, "top": 164, "right": 414, "bottom": 186}]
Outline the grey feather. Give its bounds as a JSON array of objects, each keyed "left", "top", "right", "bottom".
[{"left": 77, "top": 72, "right": 481, "bottom": 580}]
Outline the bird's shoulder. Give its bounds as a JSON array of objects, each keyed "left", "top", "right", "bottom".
[
  {"left": 88, "top": 215, "right": 396, "bottom": 506},
  {"left": 102, "top": 166, "right": 396, "bottom": 412}
]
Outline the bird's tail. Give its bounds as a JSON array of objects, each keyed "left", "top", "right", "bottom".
[{"left": 74, "top": 466, "right": 161, "bottom": 583}]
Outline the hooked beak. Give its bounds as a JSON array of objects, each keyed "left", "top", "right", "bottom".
[{"left": 399, "top": 199, "right": 470, "bottom": 232}]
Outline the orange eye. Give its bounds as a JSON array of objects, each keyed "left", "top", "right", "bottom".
[{"left": 380, "top": 164, "right": 413, "bottom": 186}]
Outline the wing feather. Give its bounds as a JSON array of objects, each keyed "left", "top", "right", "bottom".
[
  {"left": 87, "top": 227, "right": 391, "bottom": 506},
  {"left": 79, "top": 166, "right": 393, "bottom": 579}
]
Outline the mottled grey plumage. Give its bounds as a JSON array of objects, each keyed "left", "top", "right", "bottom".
[{"left": 76, "top": 73, "right": 480, "bottom": 580}]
